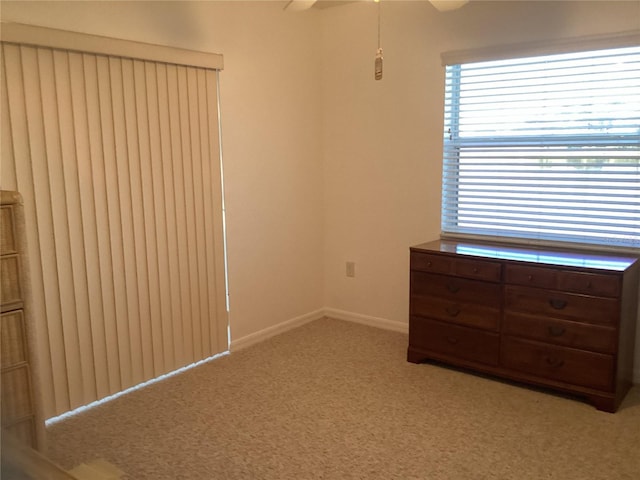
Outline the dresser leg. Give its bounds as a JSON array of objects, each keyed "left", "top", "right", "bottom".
[
  {"left": 588, "top": 394, "right": 616, "bottom": 413},
  {"left": 407, "top": 347, "right": 428, "bottom": 364}
]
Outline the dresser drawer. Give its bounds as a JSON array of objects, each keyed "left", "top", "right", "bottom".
[
  {"left": 1, "top": 206, "right": 17, "bottom": 253},
  {"left": 1, "top": 255, "right": 22, "bottom": 307},
  {"left": 505, "top": 264, "right": 557, "bottom": 289},
  {"left": 411, "top": 271, "right": 501, "bottom": 307},
  {"left": 410, "top": 252, "right": 452, "bottom": 275},
  {"left": 411, "top": 251, "right": 501, "bottom": 282},
  {"left": 503, "top": 312, "right": 617, "bottom": 354},
  {"left": 3, "top": 417, "right": 35, "bottom": 446},
  {"left": 453, "top": 258, "right": 502, "bottom": 282},
  {"left": 504, "top": 286, "right": 619, "bottom": 325},
  {"left": 410, "top": 317, "right": 499, "bottom": 366},
  {"left": 506, "top": 263, "right": 621, "bottom": 298},
  {"left": 558, "top": 271, "right": 620, "bottom": 298},
  {"left": 1, "top": 310, "right": 27, "bottom": 367},
  {"left": 411, "top": 295, "right": 500, "bottom": 330},
  {"left": 1, "top": 365, "right": 33, "bottom": 422},
  {"left": 501, "top": 336, "right": 614, "bottom": 391}
]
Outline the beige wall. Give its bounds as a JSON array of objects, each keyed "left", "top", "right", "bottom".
[
  {"left": 320, "top": 0, "right": 640, "bottom": 377},
  {"left": 0, "top": 1, "right": 326, "bottom": 344},
  {"left": 2, "top": 0, "right": 640, "bottom": 380}
]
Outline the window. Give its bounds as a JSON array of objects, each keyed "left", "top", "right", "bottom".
[{"left": 441, "top": 45, "right": 640, "bottom": 250}]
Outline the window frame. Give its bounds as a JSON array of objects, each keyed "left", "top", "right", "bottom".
[{"left": 439, "top": 32, "right": 640, "bottom": 254}]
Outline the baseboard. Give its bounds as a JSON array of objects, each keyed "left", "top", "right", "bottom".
[
  {"left": 230, "top": 309, "right": 325, "bottom": 352},
  {"left": 323, "top": 308, "right": 408, "bottom": 334},
  {"left": 230, "top": 307, "right": 407, "bottom": 353}
]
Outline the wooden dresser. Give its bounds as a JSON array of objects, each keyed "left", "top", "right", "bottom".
[
  {"left": 1, "top": 191, "right": 45, "bottom": 450},
  {"left": 408, "top": 239, "right": 640, "bottom": 412}
]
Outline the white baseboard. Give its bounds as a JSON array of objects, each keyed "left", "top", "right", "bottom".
[
  {"left": 323, "top": 308, "right": 408, "bottom": 334},
  {"left": 230, "top": 307, "right": 407, "bottom": 353},
  {"left": 230, "top": 309, "right": 325, "bottom": 352}
]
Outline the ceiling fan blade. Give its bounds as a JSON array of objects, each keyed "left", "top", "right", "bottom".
[
  {"left": 429, "top": 0, "right": 469, "bottom": 12},
  {"left": 284, "top": 0, "right": 318, "bottom": 11},
  {"left": 282, "top": 0, "right": 468, "bottom": 13}
]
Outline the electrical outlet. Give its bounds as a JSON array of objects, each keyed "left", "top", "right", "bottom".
[{"left": 346, "top": 261, "right": 355, "bottom": 278}]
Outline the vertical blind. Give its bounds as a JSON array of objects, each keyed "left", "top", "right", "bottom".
[
  {"left": 442, "top": 44, "right": 640, "bottom": 249},
  {"left": 0, "top": 25, "right": 228, "bottom": 418}
]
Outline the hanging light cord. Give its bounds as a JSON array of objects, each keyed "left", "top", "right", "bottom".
[
  {"left": 374, "top": 0, "right": 383, "bottom": 80},
  {"left": 377, "top": 0, "right": 381, "bottom": 50}
]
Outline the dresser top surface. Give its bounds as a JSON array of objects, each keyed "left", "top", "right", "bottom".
[{"left": 411, "top": 239, "right": 638, "bottom": 272}]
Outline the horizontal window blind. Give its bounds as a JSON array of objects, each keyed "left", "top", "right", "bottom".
[{"left": 442, "top": 45, "right": 640, "bottom": 249}]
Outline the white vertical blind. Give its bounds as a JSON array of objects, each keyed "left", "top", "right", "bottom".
[{"left": 0, "top": 27, "right": 227, "bottom": 417}]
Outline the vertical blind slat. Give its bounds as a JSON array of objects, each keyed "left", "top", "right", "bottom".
[
  {"left": 1, "top": 50, "right": 18, "bottom": 190},
  {"left": 97, "top": 55, "right": 130, "bottom": 391},
  {"left": 72, "top": 51, "right": 110, "bottom": 401},
  {"left": 183, "top": 65, "right": 202, "bottom": 362},
  {"left": 189, "top": 68, "right": 210, "bottom": 358},
  {"left": 166, "top": 65, "right": 187, "bottom": 366},
  {"left": 198, "top": 69, "right": 215, "bottom": 355},
  {"left": 134, "top": 59, "right": 163, "bottom": 377},
  {"left": 111, "top": 56, "right": 143, "bottom": 389},
  {"left": 123, "top": 57, "right": 153, "bottom": 382},
  {"left": 176, "top": 65, "right": 196, "bottom": 364},
  {"left": 187, "top": 83, "right": 201, "bottom": 361},
  {"left": 166, "top": 64, "right": 188, "bottom": 367},
  {"left": 145, "top": 61, "right": 174, "bottom": 371},
  {"left": 208, "top": 70, "right": 227, "bottom": 352},
  {"left": 156, "top": 62, "right": 181, "bottom": 369}
]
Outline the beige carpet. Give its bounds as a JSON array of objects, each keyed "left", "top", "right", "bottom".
[{"left": 47, "top": 318, "right": 640, "bottom": 479}]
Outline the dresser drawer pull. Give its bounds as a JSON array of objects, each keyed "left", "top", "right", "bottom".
[
  {"left": 544, "top": 356, "right": 565, "bottom": 368},
  {"left": 548, "top": 325, "right": 566, "bottom": 337},
  {"left": 446, "top": 283, "right": 460, "bottom": 293},
  {"left": 445, "top": 336, "right": 459, "bottom": 345},
  {"left": 445, "top": 306, "right": 461, "bottom": 317},
  {"left": 549, "top": 298, "right": 567, "bottom": 310}
]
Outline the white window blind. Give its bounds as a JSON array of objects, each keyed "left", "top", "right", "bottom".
[
  {"left": 442, "top": 45, "right": 640, "bottom": 250},
  {"left": 1, "top": 24, "right": 228, "bottom": 418}
]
